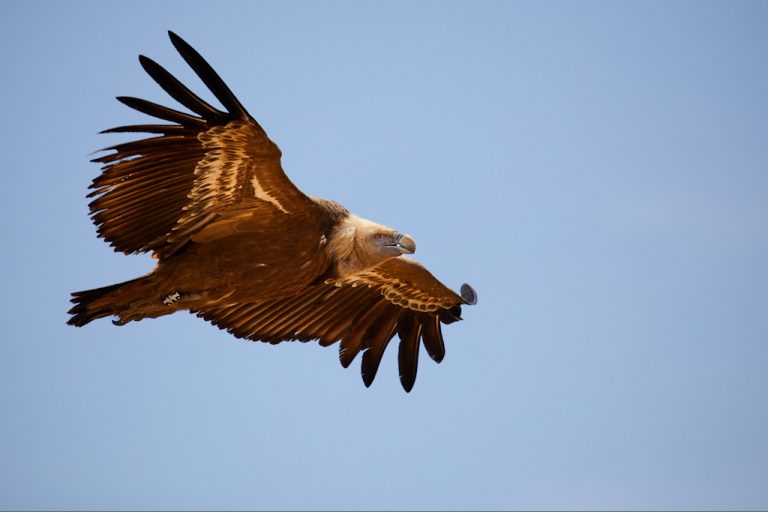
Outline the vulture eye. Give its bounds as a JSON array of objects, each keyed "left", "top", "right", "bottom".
[{"left": 375, "top": 233, "right": 383, "bottom": 240}]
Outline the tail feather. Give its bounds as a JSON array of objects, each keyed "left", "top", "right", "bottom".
[{"left": 67, "top": 278, "right": 141, "bottom": 327}]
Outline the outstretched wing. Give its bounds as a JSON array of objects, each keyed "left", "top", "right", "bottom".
[
  {"left": 194, "top": 258, "right": 477, "bottom": 392},
  {"left": 88, "top": 31, "right": 313, "bottom": 259}
]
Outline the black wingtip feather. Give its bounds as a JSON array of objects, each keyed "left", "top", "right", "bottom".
[
  {"left": 362, "top": 364, "right": 375, "bottom": 388},
  {"left": 138, "top": 54, "right": 226, "bottom": 121},
  {"left": 360, "top": 331, "right": 398, "bottom": 388},
  {"left": 421, "top": 315, "right": 446, "bottom": 364},
  {"left": 100, "top": 124, "right": 188, "bottom": 135},
  {"left": 358, "top": 305, "right": 401, "bottom": 388},
  {"left": 339, "top": 347, "right": 355, "bottom": 368},
  {"left": 115, "top": 96, "right": 206, "bottom": 126},
  {"left": 166, "top": 31, "right": 249, "bottom": 119},
  {"left": 397, "top": 314, "right": 420, "bottom": 393}
]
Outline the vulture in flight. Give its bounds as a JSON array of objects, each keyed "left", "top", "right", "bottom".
[{"left": 68, "top": 31, "right": 477, "bottom": 392}]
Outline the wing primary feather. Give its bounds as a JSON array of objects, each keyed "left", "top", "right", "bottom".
[
  {"left": 101, "top": 124, "right": 189, "bottom": 134},
  {"left": 397, "top": 312, "right": 421, "bottom": 393},
  {"left": 167, "top": 31, "right": 249, "bottom": 119},
  {"left": 116, "top": 96, "right": 206, "bottom": 126},
  {"left": 138, "top": 55, "right": 228, "bottom": 121},
  {"left": 360, "top": 305, "right": 400, "bottom": 388},
  {"left": 420, "top": 314, "right": 446, "bottom": 363}
]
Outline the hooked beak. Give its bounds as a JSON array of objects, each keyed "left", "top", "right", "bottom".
[{"left": 391, "top": 233, "right": 416, "bottom": 254}]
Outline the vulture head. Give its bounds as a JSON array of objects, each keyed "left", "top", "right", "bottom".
[
  {"left": 329, "top": 215, "right": 417, "bottom": 276},
  {"left": 353, "top": 217, "right": 415, "bottom": 258},
  {"left": 369, "top": 230, "right": 416, "bottom": 258}
]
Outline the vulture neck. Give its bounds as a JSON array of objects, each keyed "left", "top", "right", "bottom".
[{"left": 328, "top": 214, "right": 391, "bottom": 277}]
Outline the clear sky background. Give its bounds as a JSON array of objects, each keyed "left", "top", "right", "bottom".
[{"left": 1, "top": 1, "right": 767, "bottom": 510}]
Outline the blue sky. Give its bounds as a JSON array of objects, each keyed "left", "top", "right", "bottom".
[{"left": 1, "top": 1, "right": 767, "bottom": 510}]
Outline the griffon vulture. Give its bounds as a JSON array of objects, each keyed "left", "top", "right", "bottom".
[{"left": 68, "top": 32, "right": 476, "bottom": 392}]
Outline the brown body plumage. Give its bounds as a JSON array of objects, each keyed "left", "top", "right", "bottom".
[{"left": 68, "top": 32, "right": 476, "bottom": 392}]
